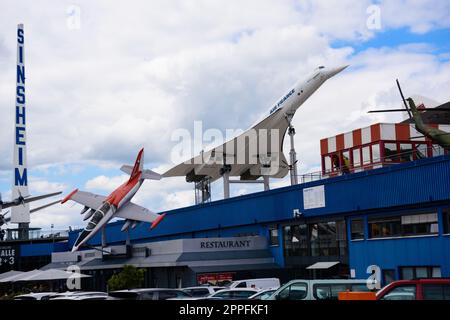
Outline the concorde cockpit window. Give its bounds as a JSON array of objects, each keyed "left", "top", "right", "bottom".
[{"left": 318, "top": 66, "right": 325, "bottom": 69}]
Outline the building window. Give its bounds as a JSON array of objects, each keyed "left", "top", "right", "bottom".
[
  {"left": 401, "top": 213, "right": 438, "bottom": 236},
  {"left": 399, "top": 143, "right": 413, "bottom": 162},
  {"left": 443, "top": 208, "right": 450, "bottom": 234},
  {"left": 382, "top": 269, "right": 396, "bottom": 286},
  {"left": 324, "top": 156, "right": 332, "bottom": 173},
  {"left": 383, "top": 143, "right": 397, "bottom": 162},
  {"left": 368, "top": 212, "right": 438, "bottom": 239},
  {"left": 362, "top": 146, "right": 371, "bottom": 165},
  {"left": 269, "top": 226, "right": 279, "bottom": 246},
  {"left": 342, "top": 151, "right": 351, "bottom": 173},
  {"left": 400, "top": 266, "right": 441, "bottom": 280},
  {"left": 369, "top": 217, "right": 401, "bottom": 238},
  {"left": 353, "top": 148, "right": 361, "bottom": 167},
  {"left": 371, "top": 144, "right": 380, "bottom": 163},
  {"left": 310, "top": 221, "right": 340, "bottom": 257},
  {"left": 351, "top": 219, "right": 364, "bottom": 240},
  {"left": 283, "top": 224, "right": 308, "bottom": 257},
  {"left": 416, "top": 143, "right": 428, "bottom": 159},
  {"left": 432, "top": 144, "right": 444, "bottom": 157}
]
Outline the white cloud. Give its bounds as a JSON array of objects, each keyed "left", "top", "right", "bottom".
[
  {"left": 0, "top": 0, "right": 449, "bottom": 230},
  {"left": 85, "top": 174, "right": 128, "bottom": 192}
]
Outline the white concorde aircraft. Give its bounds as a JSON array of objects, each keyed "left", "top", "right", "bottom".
[{"left": 163, "top": 65, "right": 348, "bottom": 182}]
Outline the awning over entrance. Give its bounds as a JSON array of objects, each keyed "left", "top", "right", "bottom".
[
  {"left": 0, "top": 270, "right": 24, "bottom": 281},
  {"left": 0, "top": 269, "right": 41, "bottom": 283},
  {"left": 306, "top": 261, "right": 340, "bottom": 270},
  {"left": 0, "top": 269, "right": 91, "bottom": 282}
]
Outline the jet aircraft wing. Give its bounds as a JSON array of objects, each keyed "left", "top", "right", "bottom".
[
  {"left": 114, "top": 201, "right": 160, "bottom": 223},
  {"left": 163, "top": 108, "right": 289, "bottom": 182},
  {"left": 61, "top": 189, "right": 106, "bottom": 209}
]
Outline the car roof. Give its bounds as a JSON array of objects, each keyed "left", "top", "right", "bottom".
[
  {"left": 233, "top": 278, "right": 278, "bottom": 282},
  {"left": 15, "top": 292, "right": 55, "bottom": 298},
  {"left": 214, "top": 288, "right": 259, "bottom": 292},
  {"left": 383, "top": 279, "right": 450, "bottom": 286},
  {"left": 184, "top": 286, "right": 224, "bottom": 290},
  {"left": 111, "top": 288, "right": 180, "bottom": 293},
  {"left": 285, "top": 279, "right": 369, "bottom": 284}
]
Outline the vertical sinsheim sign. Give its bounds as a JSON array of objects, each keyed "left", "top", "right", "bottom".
[{"left": 11, "top": 24, "right": 30, "bottom": 223}]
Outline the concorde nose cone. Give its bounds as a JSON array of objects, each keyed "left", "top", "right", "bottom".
[{"left": 325, "top": 65, "right": 349, "bottom": 78}]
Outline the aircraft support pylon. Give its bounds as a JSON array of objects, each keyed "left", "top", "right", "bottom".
[{"left": 287, "top": 115, "right": 299, "bottom": 185}]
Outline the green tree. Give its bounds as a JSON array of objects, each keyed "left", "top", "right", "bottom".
[{"left": 107, "top": 265, "right": 145, "bottom": 291}]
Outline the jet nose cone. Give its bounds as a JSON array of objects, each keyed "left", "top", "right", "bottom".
[{"left": 325, "top": 65, "right": 349, "bottom": 78}]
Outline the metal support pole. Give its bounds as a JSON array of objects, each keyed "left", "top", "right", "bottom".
[
  {"left": 126, "top": 228, "right": 131, "bottom": 246},
  {"left": 263, "top": 175, "right": 270, "bottom": 191},
  {"left": 220, "top": 165, "right": 232, "bottom": 199},
  {"left": 223, "top": 171, "right": 230, "bottom": 199},
  {"left": 101, "top": 226, "right": 107, "bottom": 248},
  {"left": 288, "top": 124, "right": 299, "bottom": 185}
]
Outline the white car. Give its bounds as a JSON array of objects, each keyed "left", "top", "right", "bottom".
[
  {"left": 248, "top": 288, "right": 278, "bottom": 300},
  {"left": 228, "top": 278, "right": 280, "bottom": 290},
  {"left": 182, "top": 286, "right": 226, "bottom": 297},
  {"left": 206, "top": 288, "right": 259, "bottom": 300},
  {"left": 47, "top": 291, "right": 108, "bottom": 300},
  {"left": 51, "top": 295, "right": 108, "bottom": 300},
  {"left": 14, "top": 292, "right": 57, "bottom": 300},
  {"left": 267, "top": 279, "right": 374, "bottom": 300}
]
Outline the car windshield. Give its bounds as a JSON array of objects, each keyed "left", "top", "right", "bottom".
[{"left": 108, "top": 292, "right": 139, "bottom": 300}]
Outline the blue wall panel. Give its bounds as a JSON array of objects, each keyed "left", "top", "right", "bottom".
[
  {"left": 62, "top": 155, "right": 450, "bottom": 276},
  {"left": 349, "top": 235, "right": 450, "bottom": 279},
  {"left": 73, "top": 154, "right": 450, "bottom": 249},
  {"left": 20, "top": 242, "right": 69, "bottom": 257}
]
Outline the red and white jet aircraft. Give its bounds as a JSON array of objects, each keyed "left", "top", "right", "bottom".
[{"left": 61, "top": 148, "right": 166, "bottom": 252}]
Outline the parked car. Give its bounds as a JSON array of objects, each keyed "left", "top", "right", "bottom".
[
  {"left": 108, "top": 288, "right": 192, "bottom": 300},
  {"left": 376, "top": 279, "right": 450, "bottom": 300},
  {"left": 248, "top": 288, "right": 277, "bottom": 300},
  {"left": 182, "top": 286, "right": 226, "bottom": 297},
  {"left": 47, "top": 291, "right": 108, "bottom": 300},
  {"left": 205, "top": 288, "right": 259, "bottom": 300},
  {"left": 14, "top": 292, "right": 57, "bottom": 301},
  {"left": 267, "top": 279, "right": 374, "bottom": 300},
  {"left": 50, "top": 295, "right": 108, "bottom": 301},
  {"left": 228, "top": 278, "right": 280, "bottom": 290}
]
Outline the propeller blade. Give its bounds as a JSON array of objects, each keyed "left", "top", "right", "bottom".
[
  {"left": 396, "top": 79, "right": 412, "bottom": 119},
  {"left": 368, "top": 108, "right": 450, "bottom": 113},
  {"left": 22, "top": 191, "right": 63, "bottom": 204},
  {"left": 30, "top": 200, "right": 62, "bottom": 213}
]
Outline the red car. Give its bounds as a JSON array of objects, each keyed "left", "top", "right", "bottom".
[{"left": 376, "top": 279, "right": 450, "bottom": 300}]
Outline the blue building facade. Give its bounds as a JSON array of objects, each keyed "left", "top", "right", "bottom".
[{"left": 8, "top": 153, "right": 450, "bottom": 286}]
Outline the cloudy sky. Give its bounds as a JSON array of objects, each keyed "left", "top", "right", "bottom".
[{"left": 0, "top": 0, "right": 449, "bottom": 230}]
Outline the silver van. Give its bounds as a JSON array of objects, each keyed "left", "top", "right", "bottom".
[{"left": 267, "top": 279, "right": 374, "bottom": 300}]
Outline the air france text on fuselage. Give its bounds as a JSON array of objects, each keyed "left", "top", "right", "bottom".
[{"left": 270, "top": 88, "right": 295, "bottom": 114}]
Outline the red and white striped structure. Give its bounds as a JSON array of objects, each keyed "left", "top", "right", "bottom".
[{"left": 320, "top": 123, "right": 450, "bottom": 175}]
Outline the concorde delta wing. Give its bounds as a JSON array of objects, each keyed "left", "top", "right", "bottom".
[
  {"left": 114, "top": 202, "right": 160, "bottom": 223},
  {"left": 61, "top": 189, "right": 106, "bottom": 209},
  {"left": 163, "top": 109, "right": 290, "bottom": 182}
]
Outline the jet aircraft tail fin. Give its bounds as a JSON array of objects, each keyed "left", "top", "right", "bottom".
[
  {"left": 121, "top": 148, "right": 162, "bottom": 180},
  {"left": 129, "top": 148, "right": 144, "bottom": 179}
]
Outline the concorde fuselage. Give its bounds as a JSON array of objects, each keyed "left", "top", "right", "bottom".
[{"left": 263, "top": 65, "right": 348, "bottom": 127}]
